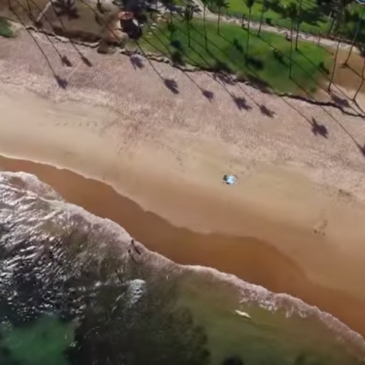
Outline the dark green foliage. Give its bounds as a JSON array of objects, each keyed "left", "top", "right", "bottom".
[
  {"left": 0, "top": 18, "right": 13, "bottom": 38},
  {"left": 139, "top": 18, "right": 330, "bottom": 93}
]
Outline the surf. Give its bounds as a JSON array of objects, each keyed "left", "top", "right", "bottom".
[{"left": 0, "top": 170, "right": 364, "bottom": 365}]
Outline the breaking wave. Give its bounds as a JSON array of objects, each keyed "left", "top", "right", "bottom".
[{"left": 0, "top": 170, "right": 364, "bottom": 365}]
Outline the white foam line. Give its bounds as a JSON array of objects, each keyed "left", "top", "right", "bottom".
[{"left": 1, "top": 170, "right": 365, "bottom": 357}]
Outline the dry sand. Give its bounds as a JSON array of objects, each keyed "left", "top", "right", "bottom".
[{"left": 1, "top": 30, "right": 365, "bottom": 336}]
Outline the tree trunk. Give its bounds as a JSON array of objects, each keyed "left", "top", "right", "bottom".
[
  {"left": 204, "top": 4, "right": 207, "bottom": 48},
  {"left": 217, "top": 8, "right": 221, "bottom": 34},
  {"left": 246, "top": 7, "right": 251, "bottom": 61},
  {"left": 317, "top": 32, "right": 322, "bottom": 46},
  {"left": 258, "top": 4, "right": 265, "bottom": 36},
  {"left": 187, "top": 21, "right": 191, "bottom": 47},
  {"left": 327, "top": 11, "right": 336, "bottom": 36},
  {"left": 354, "top": 60, "right": 365, "bottom": 100},
  {"left": 295, "top": 0, "right": 303, "bottom": 50},
  {"left": 26, "top": 0, "right": 31, "bottom": 17},
  {"left": 344, "top": 10, "right": 363, "bottom": 65},
  {"left": 328, "top": 38, "right": 341, "bottom": 91},
  {"left": 289, "top": 20, "right": 293, "bottom": 77}
]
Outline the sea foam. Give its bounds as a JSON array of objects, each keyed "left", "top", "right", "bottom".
[{"left": 1, "top": 170, "right": 365, "bottom": 358}]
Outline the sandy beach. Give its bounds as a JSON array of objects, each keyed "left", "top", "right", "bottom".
[{"left": 2, "top": 30, "right": 365, "bottom": 337}]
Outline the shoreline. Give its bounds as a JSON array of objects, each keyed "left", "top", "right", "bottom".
[
  {"left": 2, "top": 31, "right": 365, "bottom": 338},
  {"left": 2, "top": 155, "right": 365, "bottom": 340}
]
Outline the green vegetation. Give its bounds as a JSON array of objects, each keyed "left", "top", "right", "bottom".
[
  {"left": 207, "top": 0, "right": 365, "bottom": 44},
  {"left": 0, "top": 17, "right": 13, "bottom": 37},
  {"left": 139, "top": 16, "right": 331, "bottom": 93}
]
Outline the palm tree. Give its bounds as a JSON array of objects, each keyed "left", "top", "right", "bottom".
[
  {"left": 285, "top": 2, "right": 297, "bottom": 78},
  {"left": 184, "top": 4, "right": 194, "bottom": 47},
  {"left": 162, "top": 0, "right": 175, "bottom": 25},
  {"left": 258, "top": 0, "right": 268, "bottom": 36},
  {"left": 215, "top": 0, "right": 228, "bottom": 34},
  {"left": 201, "top": 0, "right": 211, "bottom": 48},
  {"left": 344, "top": 8, "right": 364, "bottom": 66},
  {"left": 354, "top": 59, "right": 365, "bottom": 101},
  {"left": 294, "top": 0, "right": 303, "bottom": 50},
  {"left": 326, "top": 0, "right": 348, "bottom": 36},
  {"left": 328, "top": 9, "right": 345, "bottom": 91},
  {"left": 328, "top": 36, "right": 341, "bottom": 91},
  {"left": 245, "top": 0, "right": 255, "bottom": 60}
]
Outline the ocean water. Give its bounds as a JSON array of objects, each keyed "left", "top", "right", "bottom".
[{"left": 0, "top": 170, "right": 364, "bottom": 365}]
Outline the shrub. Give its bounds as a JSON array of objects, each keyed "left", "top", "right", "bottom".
[{"left": 0, "top": 18, "right": 13, "bottom": 38}]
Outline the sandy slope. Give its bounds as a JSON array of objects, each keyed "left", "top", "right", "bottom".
[{"left": 2, "top": 30, "right": 365, "bottom": 334}]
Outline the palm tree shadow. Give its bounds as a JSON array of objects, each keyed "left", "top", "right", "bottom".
[
  {"left": 164, "top": 78, "right": 179, "bottom": 94},
  {"left": 61, "top": 55, "right": 72, "bottom": 67},
  {"left": 357, "top": 144, "right": 365, "bottom": 157},
  {"left": 232, "top": 95, "right": 252, "bottom": 111},
  {"left": 55, "top": 75, "right": 68, "bottom": 89},
  {"left": 27, "top": 0, "right": 93, "bottom": 68},
  {"left": 15, "top": 0, "right": 74, "bottom": 68},
  {"left": 171, "top": 39, "right": 184, "bottom": 51},
  {"left": 232, "top": 38, "right": 244, "bottom": 53},
  {"left": 310, "top": 117, "right": 328, "bottom": 138},
  {"left": 81, "top": 55, "right": 93, "bottom": 67},
  {"left": 245, "top": 73, "right": 270, "bottom": 92},
  {"left": 170, "top": 51, "right": 215, "bottom": 101},
  {"left": 134, "top": 41, "right": 181, "bottom": 95},
  {"left": 130, "top": 54, "right": 145, "bottom": 69},
  {"left": 10, "top": 2, "right": 68, "bottom": 89},
  {"left": 245, "top": 55, "right": 264, "bottom": 71},
  {"left": 260, "top": 104, "right": 275, "bottom": 117},
  {"left": 171, "top": 50, "right": 185, "bottom": 66},
  {"left": 330, "top": 93, "right": 350, "bottom": 108},
  {"left": 202, "top": 89, "right": 214, "bottom": 101},
  {"left": 214, "top": 70, "right": 235, "bottom": 85}
]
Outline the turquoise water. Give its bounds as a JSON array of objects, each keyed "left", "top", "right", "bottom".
[{"left": 0, "top": 171, "right": 364, "bottom": 365}]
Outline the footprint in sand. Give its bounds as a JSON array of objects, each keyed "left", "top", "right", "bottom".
[
  {"left": 338, "top": 188, "right": 352, "bottom": 201},
  {"left": 313, "top": 219, "right": 328, "bottom": 236}
]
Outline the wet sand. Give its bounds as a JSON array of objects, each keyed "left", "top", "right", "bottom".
[
  {"left": 2, "top": 30, "right": 365, "bottom": 339},
  {"left": 1, "top": 155, "right": 365, "bottom": 339}
]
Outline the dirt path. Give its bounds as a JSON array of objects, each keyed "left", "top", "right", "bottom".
[{"left": 168, "top": 0, "right": 360, "bottom": 52}]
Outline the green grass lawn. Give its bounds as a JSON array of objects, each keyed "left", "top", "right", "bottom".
[
  {"left": 139, "top": 16, "right": 332, "bottom": 94},
  {"left": 0, "top": 17, "right": 13, "bottom": 37},
  {"left": 208, "top": 0, "right": 365, "bottom": 44}
]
